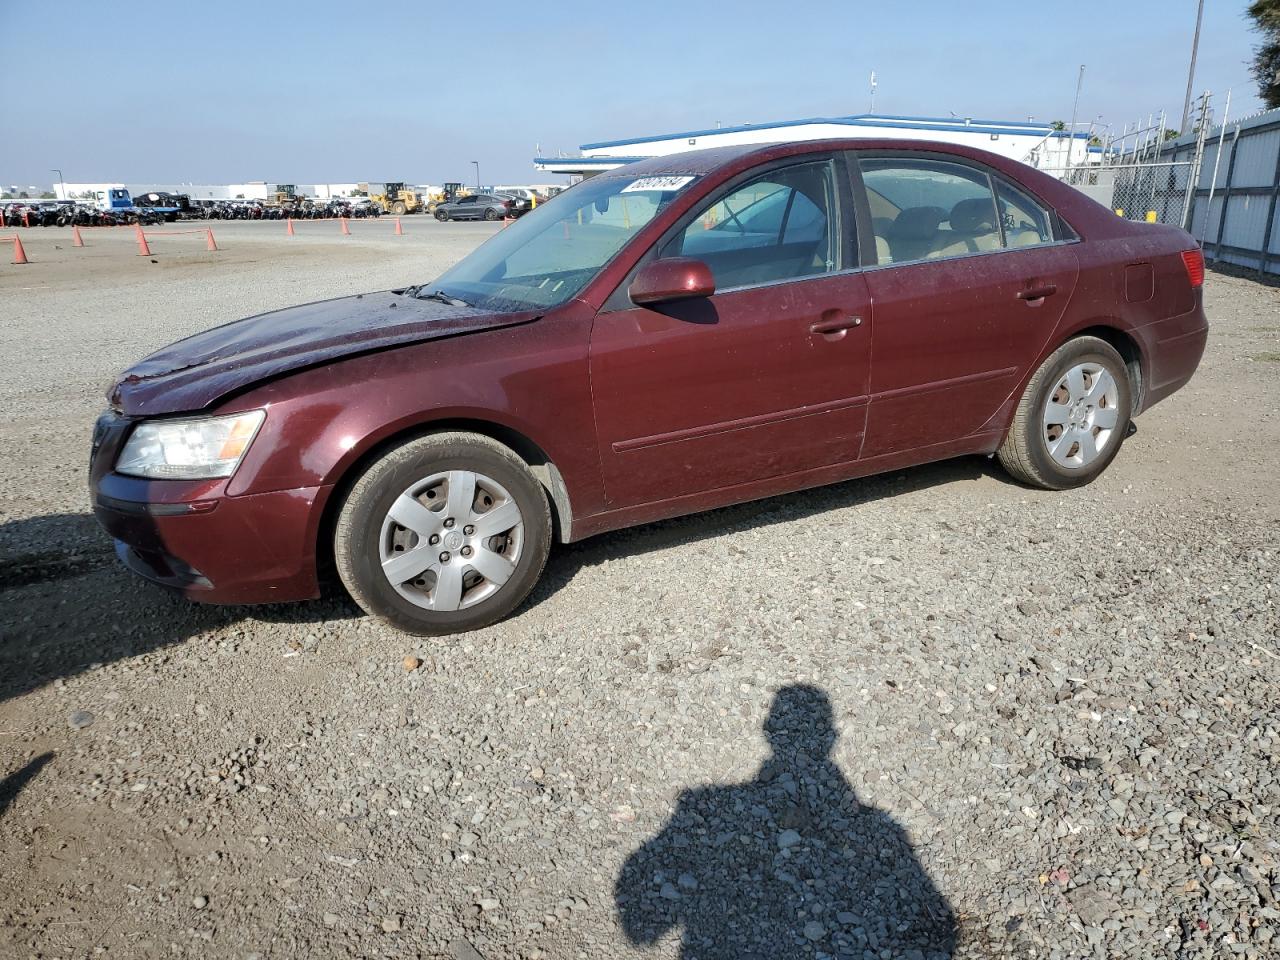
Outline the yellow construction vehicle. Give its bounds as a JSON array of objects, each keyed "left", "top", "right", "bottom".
[
  {"left": 367, "top": 182, "right": 421, "bottom": 216},
  {"left": 425, "top": 182, "right": 471, "bottom": 213}
]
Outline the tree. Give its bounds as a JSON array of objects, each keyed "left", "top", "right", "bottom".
[
  {"left": 1249, "top": 0, "right": 1280, "bottom": 108},
  {"left": 39, "top": 191, "right": 55, "bottom": 199}
]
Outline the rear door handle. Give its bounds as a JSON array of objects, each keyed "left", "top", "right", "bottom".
[
  {"left": 809, "top": 316, "right": 863, "bottom": 336},
  {"left": 1017, "top": 283, "right": 1058, "bottom": 302}
]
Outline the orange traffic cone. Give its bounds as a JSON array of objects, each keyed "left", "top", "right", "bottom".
[
  {"left": 134, "top": 221, "right": 145, "bottom": 241},
  {"left": 23, "top": 210, "right": 30, "bottom": 228},
  {"left": 286, "top": 218, "right": 295, "bottom": 236},
  {"left": 136, "top": 229, "right": 152, "bottom": 257},
  {"left": 72, "top": 225, "right": 85, "bottom": 247},
  {"left": 394, "top": 217, "right": 403, "bottom": 236},
  {"left": 206, "top": 229, "right": 218, "bottom": 251},
  {"left": 340, "top": 217, "right": 350, "bottom": 236},
  {"left": 0, "top": 208, "right": 6, "bottom": 227},
  {"left": 11, "top": 235, "right": 29, "bottom": 264}
]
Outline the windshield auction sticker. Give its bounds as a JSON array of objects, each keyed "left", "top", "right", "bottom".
[{"left": 621, "top": 176, "right": 696, "bottom": 193}]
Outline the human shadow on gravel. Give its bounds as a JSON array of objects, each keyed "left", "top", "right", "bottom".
[
  {"left": 616, "top": 685, "right": 956, "bottom": 959},
  {"left": 0, "top": 511, "right": 358, "bottom": 706},
  {"left": 0, "top": 753, "right": 54, "bottom": 819}
]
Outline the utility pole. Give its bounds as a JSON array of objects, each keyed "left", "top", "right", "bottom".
[
  {"left": 471, "top": 161, "right": 480, "bottom": 190},
  {"left": 51, "top": 168, "right": 64, "bottom": 200},
  {"left": 1066, "top": 64, "right": 1085, "bottom": 172},
  {"left": 1180, "top": 0, "right": 1205, "bottom": 134},
  {"left": 869, "top": 70, "right": 877, "bottom": 114}
]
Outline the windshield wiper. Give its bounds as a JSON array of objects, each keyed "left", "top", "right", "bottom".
[{"left": 416, "top": 289, "right": 470, "bottom": 307}]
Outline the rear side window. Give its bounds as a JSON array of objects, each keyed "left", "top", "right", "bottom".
[
  {"left": 663, "top": 160, "right": 840, "bottom": 290},
  {"left": 996, "top": 180, "right": 1054, "bottom": 247},
  {"left": 859, "top": 158, "right": 1000, "bottom": 265}
]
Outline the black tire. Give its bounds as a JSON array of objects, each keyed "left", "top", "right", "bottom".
[
  {"left": 435, "top": 209, "right": 449, "bottom": 222},
  {"left": 391, "top": 200, "right": 407, "bottom": 216},
  {"left": 997, "top": 335, "right": 1132, "bottom": 490},
  {"left": 333, "top": 432, "right": 552, "bottom": 635},
  {"left": 483, "top": 207, "right": 499, "bottom": 221}
]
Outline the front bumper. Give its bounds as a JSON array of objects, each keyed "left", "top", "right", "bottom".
[{"left": 90, "top": 413, "right": 328, "bottom": 605}]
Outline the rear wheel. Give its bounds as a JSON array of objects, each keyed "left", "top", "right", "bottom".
[
  {"left": 391, "top": 200, "right": 407, "bottom": 216},
  {"left": 997, "top": 336, "right": 1132, "bottom": 490},
  {"left": 334, "top": 433, "right": 551, "bottom": 635}
]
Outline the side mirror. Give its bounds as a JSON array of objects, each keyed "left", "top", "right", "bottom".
[{"left": 629, "top": 257, "right": 716, "bottom": 306}]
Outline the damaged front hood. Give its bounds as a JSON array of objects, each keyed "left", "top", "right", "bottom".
[{"left": 109, "top": 291, "right": 538, "bottom": 416}]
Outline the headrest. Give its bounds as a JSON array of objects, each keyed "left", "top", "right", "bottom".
[
  {"left": 888, "top": 206, "right": 944, "bottom": 241},
  {"left": 950, "top": 198, "right": 996, "bottom": 234}
]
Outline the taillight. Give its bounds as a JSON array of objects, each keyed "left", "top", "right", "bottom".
[{"left": 1180, "top": 248, "right": 1204, "bottom": 288}]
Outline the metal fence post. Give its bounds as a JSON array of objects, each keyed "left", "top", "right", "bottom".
[
  {"left": 1180, "top": 93, "right": 1210, "bottom": 230},
  {"left": 1199, "top": 90, "right": 1232, "bottom": 245},
  {"left": 1212, "top": 124, "right": 1240, "bottom": 262}
]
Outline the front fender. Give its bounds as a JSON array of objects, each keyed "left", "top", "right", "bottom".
[{"left": 221, "top": 304, "right": 605, "bottom": 521}]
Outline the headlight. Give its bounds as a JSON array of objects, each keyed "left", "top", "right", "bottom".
[{"left": 116, "top": 410, "right": 266, "bottom": 479}]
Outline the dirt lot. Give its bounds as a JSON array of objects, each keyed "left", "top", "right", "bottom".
[{"left": 1, "top": 223, "right": 1278, "bottom": 960}]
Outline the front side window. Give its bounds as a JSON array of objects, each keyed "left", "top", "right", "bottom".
[
  {"left": 860, "top": 158, "right": 1000, "bottom": 265},
  {"left": 426, "top": 174, "right": 694, "bottom": 311},
  {"left": 662, "top": 161, "right": 839, "bottom": 290}
]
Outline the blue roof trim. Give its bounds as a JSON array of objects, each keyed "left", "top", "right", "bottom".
[
  {"left": 533, "top": 156, "right": 645, "bottom": 166},
  {"left": 852, "top": 113, "right": 1048, "bottom": 129},
  {"left": 579, "top": 114, "right": 1076, "bottom": 150}
]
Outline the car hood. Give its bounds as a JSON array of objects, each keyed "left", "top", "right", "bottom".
[{"left": 108, "top": 291, "right": 539, "bottom": 416}]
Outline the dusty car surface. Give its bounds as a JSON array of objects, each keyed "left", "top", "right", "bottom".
[{"left": 91, "top": 139, "right": 1208, "bottom": 634}]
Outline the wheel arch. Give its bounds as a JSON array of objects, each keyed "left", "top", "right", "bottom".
[
  {"left": 1063, "top": 322, "right": 1146, "bottom": 415},
  {"left": 314, "top": 417, "right": 575, "bottom": 595}
]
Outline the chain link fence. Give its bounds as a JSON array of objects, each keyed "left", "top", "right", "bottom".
[{"left": 1038, "top": 162, "right": 1199, "bottom": 226}]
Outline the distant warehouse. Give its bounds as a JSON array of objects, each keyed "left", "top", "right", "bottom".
[{"left": 535, "top": 113, "right": 1094, "bottom": 179}]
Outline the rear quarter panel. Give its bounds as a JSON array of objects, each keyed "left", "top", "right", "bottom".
[{"left": 1054, "top": 219, "right": 1206, "bottom": 412}]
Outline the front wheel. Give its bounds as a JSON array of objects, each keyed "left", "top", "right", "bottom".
[
  {"left": 997, "top": 336, "right": 1132, "bottom": 490},
  {"left": 334, "top": 433, "right": 552, "bottom": 635},
  {"left": 435, "top": 209, "right": 449, "bottom": 221},
  {"left": 483, "top": 207, "right": 499, "bottom": 221}
]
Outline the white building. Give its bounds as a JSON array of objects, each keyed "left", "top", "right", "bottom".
[{"left": 535, "top": 113, "right": 1094, "bottom": 178}]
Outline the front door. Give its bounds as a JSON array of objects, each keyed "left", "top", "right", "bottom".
[
  {"left": 855, "top": 155, "right": 1081, "bottom": 457},
  {"left": 590, "top": 157, "right": 873, "bottom": 508}
]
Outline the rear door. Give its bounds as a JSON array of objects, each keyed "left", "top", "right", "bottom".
[
  {"left": 590, "top": 155, "right": 873, "bottom": 508},
  {"left": 854, "top": 153, "right": 1080, "bottom": 458}
]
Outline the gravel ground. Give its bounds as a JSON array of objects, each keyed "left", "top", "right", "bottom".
[{"left": 1, "top": 222, "right": 1278, "bottom": 960}]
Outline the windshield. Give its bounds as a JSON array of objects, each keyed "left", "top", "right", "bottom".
[{"left": 424, "top": 174, "right": 696, "bottom": 312}]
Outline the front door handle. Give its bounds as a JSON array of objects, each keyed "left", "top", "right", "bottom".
[
  {"left": 809, "top": 316, "right": 863, "bottom": 336},
  {"left": 1017, "top": 283, "right": 1058, "bottom": 302}
]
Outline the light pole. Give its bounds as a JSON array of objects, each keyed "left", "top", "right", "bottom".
[
  {"left": 471, "top": 161, "right": 480, "bottom": 190},
  {"left": 1180, "top": 0, "right": 1205, "bottom": 134},
  {"left": 1065, "top": 64, "right": 1085, "bottom": 172},
  {"left": 51, "top": 168, "right": 64, "bottom": 200}
]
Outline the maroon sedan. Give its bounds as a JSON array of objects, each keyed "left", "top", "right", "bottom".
[{"left": 91, "top": 140, "right": 1207, "bottom": 634}]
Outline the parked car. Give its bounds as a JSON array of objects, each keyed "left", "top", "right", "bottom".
[
  {"left": 433, "top": 193, "right": 515, "bottom": 221},
  {"left": 492, "top": 192, "right": 533, "bottom": 216},
  {"left": 91, "top": 139, "right": 1208, "bottom": 635}
]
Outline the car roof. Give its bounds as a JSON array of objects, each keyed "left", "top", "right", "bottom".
[{"left": 593, "top": 137, "right": 1103, "bottom": 231}]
